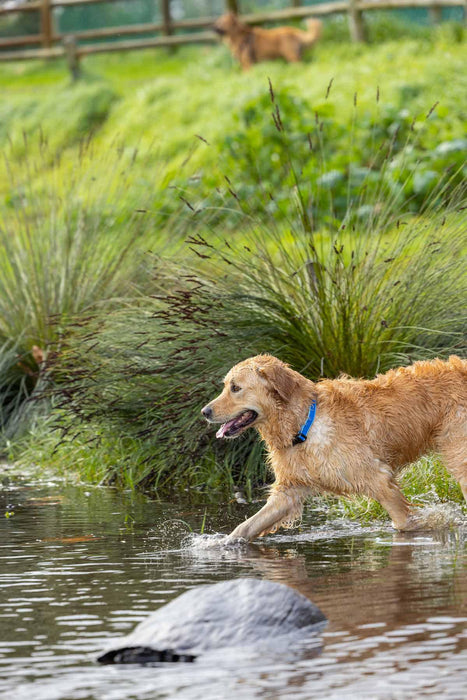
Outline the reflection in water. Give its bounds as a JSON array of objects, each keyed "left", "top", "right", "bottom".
[{"left": 0, "top": 478, "right": 466, "bottom": 699}]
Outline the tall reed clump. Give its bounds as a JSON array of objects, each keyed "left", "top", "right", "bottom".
[{"left": 0, "top": 139, "right": 171, "bottom": 438}]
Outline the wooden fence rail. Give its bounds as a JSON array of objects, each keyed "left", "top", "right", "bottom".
[{"left": 0, "top": 0, "right": 465, "bottom": 71}]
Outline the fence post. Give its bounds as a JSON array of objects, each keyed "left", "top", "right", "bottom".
[
  {"left": 226, "top": 0, "right": 239, "bottom": 13},
  {"left": 161, "top": 0, "right": 172, "bottom": 37},
  {"left": 41, "top": 0, "right": 53, "bottom": 48},
  {"left": 63, "top": 35, "right": 81, "bottom": 81},
  {"left": 428, "top": 5, "right": 442, "bottom": 23},
  {"left": 347, "top": 0, "right": 367, "bottom": 42}
]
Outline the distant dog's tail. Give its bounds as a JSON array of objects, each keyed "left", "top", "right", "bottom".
[{"left": 303, "top": 18, "right": 322, "bottom": 45}]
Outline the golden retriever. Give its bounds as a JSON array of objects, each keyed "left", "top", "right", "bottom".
[
  {"left": 213, "top": 12, "right": 322, "bottom": 70},
  {"left": 202, "top": 355, "right": 467, "bottom": 541}
]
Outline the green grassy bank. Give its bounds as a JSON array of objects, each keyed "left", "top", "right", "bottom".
[
  {"left": 1, "top": 15, "right": 466, "bottom": 521},
  {"left": 2, "top": 16, "right": 466, "bottom": 213}
]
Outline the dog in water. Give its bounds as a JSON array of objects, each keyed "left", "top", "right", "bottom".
[
  {"left": 213, "top": 12, "right": 322, "bottom": 70},
  {"left": 202, "top": 355, "right": 467, "bottom": 541}
]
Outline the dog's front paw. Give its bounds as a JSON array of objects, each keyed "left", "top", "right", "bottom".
[
  {"left": 394, "top": 513, "right": 426, "bottom": 531},
  {"left": 224, "top": 533, "right": 249, "bottom": 547},
  {"left": 227, "top": 521, "right": 253, "bottom": 542}
]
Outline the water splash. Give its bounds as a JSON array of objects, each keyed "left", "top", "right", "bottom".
[
  {"left": 268, "top": 519, "right": 392, "bottom": 544},
  {"left": 183, "top": 533, "right": 249, "bottom": 551},
  {"left": 182, "top": 503, "right": 466, "bottom": 551},
  {"left": 406, "top": 502, "right": 466, "bottom": 530}
]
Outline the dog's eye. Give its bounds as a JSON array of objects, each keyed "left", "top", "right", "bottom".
[{"left": 231, "top": 383, "right": 241, "bottom": 393}]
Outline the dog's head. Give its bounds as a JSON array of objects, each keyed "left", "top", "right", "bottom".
[
  {"left": 201, "top": 355, "right": 300, "bottom": 439},
  {"left": 212, "top": 12, "right": 240, "bottom": 37}
]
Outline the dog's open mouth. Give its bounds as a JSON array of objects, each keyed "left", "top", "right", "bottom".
[{"left": 216, "top": 410, "right": 258, "bottom": 439}]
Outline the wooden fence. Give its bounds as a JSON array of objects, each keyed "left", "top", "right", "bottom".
[{"left": 0, "top": 0, "right": 465, "bottom": 71}]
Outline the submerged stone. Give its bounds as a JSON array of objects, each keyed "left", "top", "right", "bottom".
[{"left": 97, "top": 577, "right": 326, "bottom": 664}]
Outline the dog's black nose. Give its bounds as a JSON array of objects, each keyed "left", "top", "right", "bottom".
[{"left": 201, "top": 405, "right": 212, "bottom": 419}]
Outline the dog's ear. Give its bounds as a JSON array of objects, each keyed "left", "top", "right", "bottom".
[{"left": 256, "top": 363, "right": 298, "bottom": 403}]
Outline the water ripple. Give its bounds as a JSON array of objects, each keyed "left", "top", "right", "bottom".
[{"left": 0, "top": 480, "right": 465, "bottom": 700}]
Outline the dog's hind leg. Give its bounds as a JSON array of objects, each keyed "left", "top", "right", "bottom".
[
  {"left": 365, "top": 463, "right": 419, "bottom": 530},
  {"left": 227, "top": 485, "right": 310, "bottom": 542},
  {"left": 435, "top": 412, "right": 467, "bottom": 502}
]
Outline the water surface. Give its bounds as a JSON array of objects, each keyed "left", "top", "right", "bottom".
[{"left": 0, "top": 473, "right": 466, "bottom": 699}]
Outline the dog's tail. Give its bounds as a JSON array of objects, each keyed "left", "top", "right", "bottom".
[{"left": 303, "top": 18, "right": 322, "bottom": 46}]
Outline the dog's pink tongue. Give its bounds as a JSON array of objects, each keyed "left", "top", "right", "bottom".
[
  {"left": 216, "top": 421, "right": 233, "bottom": 438},
  {"left": 216, "top": 424, "right": 227, "bottom": 438}
]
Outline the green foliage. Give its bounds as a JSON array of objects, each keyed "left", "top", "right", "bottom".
[
  {"left": 214, "top": 83, "right": 466, "bottom": 221},
  {"left": 0, "top": 10, "right": 39, "bottom": 40},
  {"left": 58, "top": 0, "right": 157, "bottom": 35},
  {"left": 220, "top": 88, "right": 315, "bottom": 196},
  {"left": 321, "top": 11, "right": 466, "bottom": 45}
]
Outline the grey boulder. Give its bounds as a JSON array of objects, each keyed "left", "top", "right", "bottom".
[{"left": 98, "top": 577, "right": 326, "bottom": 664}]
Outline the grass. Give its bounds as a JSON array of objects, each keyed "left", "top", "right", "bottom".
[{"left": 1, "top": 16, "right": 466, "bottom": 217}]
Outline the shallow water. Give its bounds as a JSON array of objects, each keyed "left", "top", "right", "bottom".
[{"left": 0, "top": 474, "right": 466, "bottom": 700}]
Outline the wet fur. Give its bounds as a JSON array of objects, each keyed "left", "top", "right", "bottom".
[
  {"left": 203, "top": 355, "right": 467, "bottom": 541},
  {"left": 213, "top": 12, "right": 322, "bottom": 70}
]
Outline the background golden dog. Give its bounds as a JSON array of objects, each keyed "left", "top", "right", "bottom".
[
  {"left": 202, "top": 355, "right": 467, "bottom": 541},
  {"left": 213, "top": 12, "right": 322, "bottom": 70}
]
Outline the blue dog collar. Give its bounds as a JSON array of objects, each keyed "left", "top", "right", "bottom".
[{"left": 292, "top": 399, "right": 317, "bottom": 446}]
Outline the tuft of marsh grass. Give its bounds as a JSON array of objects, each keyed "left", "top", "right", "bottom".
[{"left": 0, "top": 139, "right": 180, "bottom": 436}]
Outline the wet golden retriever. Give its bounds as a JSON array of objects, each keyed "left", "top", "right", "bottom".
[
  {"left": 213, "top": 12, "right": 322, "bottom": 70},
  {"left": 202, "top": 355, "right": 467, "bottom": 541}
]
